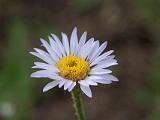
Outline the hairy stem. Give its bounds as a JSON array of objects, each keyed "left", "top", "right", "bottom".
[{"left": 71, "top": 86, "right": 85, "bottom": 120}]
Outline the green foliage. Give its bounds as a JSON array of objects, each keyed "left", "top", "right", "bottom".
[
  {"left": 132, "top": 3, "right": 160, "bottom": 119},
  {"left": 71, "top": 0, "right": 99, "bottom": 12},
  {"left": 132, "top": 0, "right": 160, "bottom": 42},
  {"left": 147, "top": 50, "right": 160, "bottom": 120},
  {"left": 0, "top": 20, "right": 32, "bottom": 120},
  {"left": 34, "top": 24, "right": 54, "bottom": 40},
  {"left": 135, "top": 49, "right": 160, "bottom": 120}
]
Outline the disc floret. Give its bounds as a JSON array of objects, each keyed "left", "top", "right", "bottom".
[{"left": 56, "top": 55, "right": 90, "bottom": 81}]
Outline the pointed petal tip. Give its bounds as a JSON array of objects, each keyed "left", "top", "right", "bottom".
[
  {"left": 72, "top": 27, "right": 77, "bottom": 34},
  {"left": 50, "top": 33, "right": 56, "bottom": 39},
  {"left": 43, "top": 88, "right": 47, "bottom": 92},
  {"left": 42, "top": 81, "right": 59, "bottom": 93},
  {"left": 61, "top": 32, "right": 66, "bottom": 35},
  {"left": 114, "top": 63, "right": 118, "bottom": 65},
  {"left": 88, "top": 94, "right": 92, "bottom": 98},
  {"left": 80, "top": 85, "right": 92, "bottom": 98},
  {"left": 40, "top": 37, "right": 43, "bottom": 39},
  {"left": 33, "top": 48, "right": 38, "bottom": 51},
  {"left": 116, "top": 79, "right": 119, "bottom": 82},
  {"left": 30, "top": 72, "right": 39, "bottom": 78},
  {"left": 84, "top": 31, "right": 87, "bottom": 34},
  {"left": 114, "top": 77, "right": 119, "bottom": 81},
  {"left": 73, "top": 26, "right": 77, "bottom": 30},
  {"left": 108, "top": 74, "right": 119, "bottom": 81},
  {"left": 104, "top": 41, "right": 108, "bottom": 46},
  {"left": 30, "top": 73, "right": 34, "bottom": 78},
  {"left": 48, "top": 35, "right": 52, "bottom": 39},
  {"left": 30, "top": 51, "right": 37, "bottom": 55},
  {"left": 29, "top": 52, "right": 33, "bottom": 55},
  {"left": 85, "top": 92, "right": 92, "bottom": 98},
  {"left": 31, "top": 66, "right": 36, "bottom": 68},
  {"left": 110, "top": 50, "right": 114, "bottom": 53},
  {"left": 40, "top": 38, "right": 45, "bottom": 43},
  {"left": 61, "top": 32, "right": 64, "bottom": 36}
]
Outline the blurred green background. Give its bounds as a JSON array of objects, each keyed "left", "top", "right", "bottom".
[{"left": 0, "top": 0, "right": 160, "bottom": 120}]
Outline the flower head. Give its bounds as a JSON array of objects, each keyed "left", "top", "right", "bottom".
[{"left": 30, "top": 27, "right": 118, "bottom": 97}]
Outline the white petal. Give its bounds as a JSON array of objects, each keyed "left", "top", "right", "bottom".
[
  {"left": 70, "top": 27, "right": 78, "bottom": 55},
  {"left": 31, "top": 70, "right": 55, "bottom": 78},
  {"left": 101, "top": 55, "right": 116, "bottom": 63},
  {"left": 86, "top": 75, "right": 103, "bottom": 80},
  {"left": 40, "top": 38, "right": 59, "bottom": 62},
  {"left": 101, "top": 74, "right": 119, "bottom": 81},
  {"left": 80, "top": 85, "right": 92, "bottom": 98},
  {"left": 90, "top": 50, "right": 114, "bottom": 66},
  {"left": 51, "top": 33, "right": 66, "bottom": 56},
  {"left": 43, "top": 80, "right": 59, "bottom": 92},
  {"left": 89, "top": 68, "right": 112, "bottom": 75},
  {"left": 89, "top": 41, "right": 107, "bottom": 62},
  {"left": 79, "top": 38, "right": 94, "bottom": 59},
  {"left": 96, "top": 41, "right": 108, "bottom": 56},
  {"left": 79, "top": 80, "right": 89, "bottom": 86},
  {"left": 68, "top": 82, "right": 76, "bottom": 92},
  {"left": 61, "top": 32, "right": 70, "bottom": 55},
  {"left": 49, "top": 36, "right": 62, "bottom": 58},
  {"left": 104, "top": 55, "right": 116, "bottom": 60},
  {"left": 58, "top": 80, "right": 66, "bottom": 88},
  {"left": 30, "top": 51, "right": 54, "bottom": 64},
  {"left": 96, "top": 59, "right": 118, "bottom": 68},
  {"left": 49, "top": 74, "right": 64, "bottom": 81},
  {"left": 78, "top": 32, "right": 87, "bottom": 52},
  {"left": 85, "top": 79, "right": 98, "bottom": 86},
  {"left": 87, "top": 41, "right": 100, "bottom": 61},
  {"left": 64, "top": 80, "right": 73, "bottom": 90},
  {"left": 92, "top": 79, "right": 112, "bottom": 84},
  {"left": 33, "top": 62, "right": 58, "bottom": 72},
  {"left": 33, "top": 48, "right": 55, "bottom": 64},
  {"left": 31, "top": 70, "right": 62, "bottom": 80}
]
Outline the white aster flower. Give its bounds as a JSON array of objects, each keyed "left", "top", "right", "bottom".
[{"left": 30, "top": 27, "right": 118, "bottom": 97}]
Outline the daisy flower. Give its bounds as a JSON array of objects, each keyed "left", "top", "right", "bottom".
[{"left": 30, "top": 27, "right": 118, "bottom": 97}]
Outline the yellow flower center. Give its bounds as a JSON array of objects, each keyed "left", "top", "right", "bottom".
[{"left": 56, "top": 55, "right": 90, "bottom": 81}]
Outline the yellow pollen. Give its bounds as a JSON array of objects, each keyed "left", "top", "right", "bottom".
[{"left": 56, "top": 55, "right": 90, "bottom": 81}]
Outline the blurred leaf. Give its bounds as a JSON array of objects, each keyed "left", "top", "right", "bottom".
[
  {"left": 135, "top": 48, "right": 160, "bottom": 120},
  {"left": 132, "top": 0, "right": 160, "bottom": 42},
  {"left": 71, "top": 0, "right": 99, "bottom": 12},
  {"left": 147, "top": 49, "right": 160, "bottom": 120},
  {"left": 35, "top": 24, "right": 54, "bottom": 40},
  {"left": 0, "top": 19, "right": 32, "bottom": 120}
]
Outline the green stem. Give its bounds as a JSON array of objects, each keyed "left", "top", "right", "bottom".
[{"left": 71, "top": 86, "right": 85, "bottom": 120}]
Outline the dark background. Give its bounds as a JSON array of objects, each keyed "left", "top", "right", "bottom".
[{"left": 0, "top": 0, "right": 160, "bottom": 120}]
